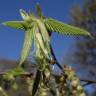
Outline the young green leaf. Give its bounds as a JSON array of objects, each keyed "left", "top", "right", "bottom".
[
  {"left": 35, "top": 28, "right": 50, "bottom": 60},
  {"left": 36, "top": 19, "right": 51, "bottom": 57},
  {"left": 3, "top": 67, "right": 25, "bottom": 80},
  {"left": 44, "top": 18, "right": 91, "bottom": 36},
  {"left": 36, "top": 3, "right": 43, "bottom": 18},
  {"left": 7, "top": 67, "right": 25, "bottom": 76},
  {"left": 19, "top": 28, "right": 34, "bottom": 66},
  {"left": 36, "top": 33, "right": 48, "bottom": 55},
  {"left": 20, "top": 9, "right": 30, "bottom": 21},
  {"left": 3, "top": 21, "right": 27, "bottom": 30}
]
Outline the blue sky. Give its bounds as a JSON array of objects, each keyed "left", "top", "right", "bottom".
[
  {"left": 0, "top": 1, "right": 95, "bottom": 95},
  {"left": 0, "top": 0, "right": 83, "bottom": 62}
]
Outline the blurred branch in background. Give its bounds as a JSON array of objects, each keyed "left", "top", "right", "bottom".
[
  {"left": 63, "top": 0, "right": 96, "bottom": 95},
  {"left": 0, "top": 59, "right": 96, "bottom": 96}
]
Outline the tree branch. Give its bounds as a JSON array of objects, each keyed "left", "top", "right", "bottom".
[
  {"left": 0, "top": 70, "right": 96, "bottom": 86},
  {"left": 81, "top": 79, "right": 96, "bottom": 86},
  {"left": 50, "top": 44, "right": 64, "bottom": 71}
]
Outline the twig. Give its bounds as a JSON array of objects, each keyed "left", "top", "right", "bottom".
[
  {"left": 81, "top": 79, "right": 96, "bottom": 86},
  {"left": 48, "top": 31, "right": 64, "bottom": 72},
  {"left": 50, "top": 44, "right": 64, "bottom": 71},
  {"left": 0, "top": 70, "right": 96, "bottom": 86}
]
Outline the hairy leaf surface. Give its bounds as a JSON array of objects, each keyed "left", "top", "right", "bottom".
[
  {"left": 3, "top": 21, "right": 27, "bottom": 30},
  {"left": 36, "top": 19, "right": 51, "bottom": 57},
  {"left": 20, "top": 9, "right": 30, "bottom": 21},
  {"left": 44, "top": 18, "right": 91, "bottom": 36},
  {"left": 19, "top": 28, "right": 34, "bottom": 66},
  {"left": 36, "top": 3, "right": 42, "bottom": 18}
]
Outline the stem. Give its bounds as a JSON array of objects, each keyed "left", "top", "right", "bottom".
[
  {"left": 81, "top": 79, "right": 96, "bottom": 86},
  {"left": 50, "top": 44, "right": 64, "bottom": 71},
  {"left": 48, "top": 31, "right": 64, "bottom": 72}
]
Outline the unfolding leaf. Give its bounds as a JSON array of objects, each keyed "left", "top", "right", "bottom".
[
  {"left": 36, "top": 3, "right": 43, "bottom": 18},
  {"left": 3, "top": 21, "right": 27, "bottom": 30},
  {"left": 20, "top": 9, "right": 30, "bottom": 21},
  {"left": 44, "top": 18, "right": 91, "bottom": 36},
  {"left": 7, "top": 67, "right": 25, "bottom": 76},
  {"left": 35, "top": 28, "right": 50, "bottom": 59},
  {"left": 36, "top": 19, "right": 51, "bottom": 58},
  {"left": 19, "top": 28, "right": 34, "bottom": 66},
  {"left": 3, "top": 67, "right": 25, "bottom": 80},
  {"left": 36, "top": 19, "right": 50, "bottom": 43}
]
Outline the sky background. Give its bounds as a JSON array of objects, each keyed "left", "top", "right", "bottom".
[
  {"left": 0, "top": 0, "right": 95, "bottom": 95},
  {"left": 0, "top": 0, "right": 83, "bottom": 62}
]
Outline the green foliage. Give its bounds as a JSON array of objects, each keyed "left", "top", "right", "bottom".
[
  {"left": 3, "top": 9, "right": 91, "bottom": 66},
  {"left": 44, "top": 18, "right": 91, "bottom": 36},
  {"left": 3, "top": 67, "right": 25, "bottom": 80},
  {"left": 2, "top": 3, "right": 91, "bottom": 96},
  {"left": 19, "top": 28, "right": 34, "bottom": 66},
  {"left": 20, "top": 9, "right": 30, "bottom": 21},
  {"left": 3, "top": 21, "right": 27, "bottom": 30},
  {"left": 36, "top": 3, "right": 43, "bottom": 18}
]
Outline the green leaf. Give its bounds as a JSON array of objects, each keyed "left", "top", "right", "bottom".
[
  {"left": 8, "top": 67, "right": 25, "bottom": 76},
  {"left": 36, "top": 3, "right": 46, "bottom": 19},
  {"left": 44, "top": 18, "right": 91, "bottom": 36},
  {"left": 19, "top": 28, "right": 34, "bottom": 66},
  {"left": 35, "top": 28, "right": 50, "bottom": 59},
  {"left": 20, "top": 9, "right": 30, "bottom": 21},
  {"left": 3, "top": 67, "right": 25, "bottom": 80},
  {"left": 36, "top": 3, "right": 42, "bottom": 18},
  {"left": 35, "top": 32, "right": 48, "bottom": 56},
  {"left": 36, "top": 19, "right": 51, "bottom": 58},
  {"left": 3, "top": 21, "right": 27, "bottom": 30},
  {"left": 32, "top": 70, "right": 41, "bottom": 96}
]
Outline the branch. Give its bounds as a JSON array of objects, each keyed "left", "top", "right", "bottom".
[
  {"left": 0, "top": 70, "right": 96, "bottom": 86},
  {"left": 50, "top": 44, "right": 64, "bottom": 71},
  {"left": 80, "top": 79, "right": 96, "bottom": 86},
  {"left": 48, "top": 31, "right": 64, "bottom": 72}
]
